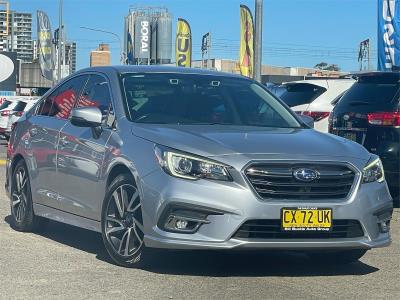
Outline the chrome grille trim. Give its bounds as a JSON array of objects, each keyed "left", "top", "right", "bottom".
[{"left": 244, "top": 161, "right": 358, "bottom": 200}]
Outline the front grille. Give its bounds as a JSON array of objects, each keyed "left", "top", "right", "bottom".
[
  {"left": 245, "top": 162, "right": 356, "bottom": 200},
  {"left": 233, "top": 220, "right": 364, "bottom": 239}
]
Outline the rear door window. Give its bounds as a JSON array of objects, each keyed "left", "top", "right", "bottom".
[
  {"left": 280, "top": 83, "right": 327, "bottom": 107},
  {"left": 37, "top": 75, "right": 88, "bottom": 119},
  {"left": 0, "top": 100, "right": 12, "bottom": 110},
  {"left": 13, "top": 101, "right": 27, "bottom": 112},
  {"left": 336, "top": 75, "right": 400, "bottom": 112}
]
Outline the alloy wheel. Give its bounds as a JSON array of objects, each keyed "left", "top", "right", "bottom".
[
  {"left": 11, "top": 167, "right": 28, "bottom": 222},
  {"left": 104, "top": 184, "right": 144, "bottom": 257}
]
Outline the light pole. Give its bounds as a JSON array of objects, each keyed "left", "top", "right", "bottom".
[
  {"left": 57, "top": 0, "right": 63, "bottom": 82},
  {"left": 254, "top": 0, "right": 263, "bottom": 82},
  {"left": 80, "top": 26, "right": 125, "bottom": 64}
]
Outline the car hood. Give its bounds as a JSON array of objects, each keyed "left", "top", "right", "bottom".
[{"left": 131, "top": 124, "right": 370, "bottom": 162}]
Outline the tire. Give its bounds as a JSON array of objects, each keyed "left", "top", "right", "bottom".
[
  {"left": 10, "top": 160, "right": 48, "bottom": 232},
  {"left": 307, "top": 249, "right": 368, "bottom": 265},
  {"left": 101, "top": 173, "right": 147, "bottom": 268}
]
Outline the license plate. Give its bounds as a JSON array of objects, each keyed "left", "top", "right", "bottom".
[
  {"left": 342, "top": 132, "right": 357, "bottom": 142},
  {"left": 281, "top": 208, "right": 332, "bottom": 231}
]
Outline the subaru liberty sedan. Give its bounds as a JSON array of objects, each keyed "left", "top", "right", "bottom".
[{"left": 5, "top": 66, "right": 393, "bottom": 267}]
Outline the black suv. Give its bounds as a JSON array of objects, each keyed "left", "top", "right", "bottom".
[{"left": 329, "top": 72, "right": 400, "bottom": 199}]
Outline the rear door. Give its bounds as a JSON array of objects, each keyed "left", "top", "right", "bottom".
[{"left": 25, "top": 75, "right": 88, "bottom": 209}]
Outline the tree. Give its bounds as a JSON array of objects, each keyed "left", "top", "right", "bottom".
[
  {"left": 314, "top": 62, "right": 328, "bottom": 70},
  {"left": 314, "top": 62, "right": 340, "bottom": 71}
]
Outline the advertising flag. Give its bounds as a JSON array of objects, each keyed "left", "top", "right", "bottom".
[
  {"left": 239, "top": 5, "right": 254, "bottom": 78},
  {"left": 127, "top": 31, "right": 134, "bottom": 64},
  {"left": 37, "top": 11, "right": 54, "bottom": 80},
  {"left": 176, "top": 18, "right": 192, "bottom": 67},
  {"left": 378, "top": 0, "right": 400, "bottom": 70}
]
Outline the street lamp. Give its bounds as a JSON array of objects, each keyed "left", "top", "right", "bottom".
[{"left": 80, "top": 26, "right": 125, "bottom": 64}]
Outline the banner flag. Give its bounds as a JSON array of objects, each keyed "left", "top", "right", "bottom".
[
  {"left": 37, "top": 11, "right": 54, "bottom": 80},
  {"left": 127, "top": 31, "right": 134, "bottom": 64},
  {"left": 239, "top": 5, "right": 254, "bottom": 78},
  {"left": 176, "top": 18, "right": 192, "bottom": 67},
  {"left": 378, "top": 0, "right": 400, "bottom": 70}
]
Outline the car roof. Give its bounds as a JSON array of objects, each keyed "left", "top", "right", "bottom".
[
  {"left": 78, "top": 65, "right": 245, "bottom": 79},
  {"left": 282, "top": 78, "right": 355, "bottom": 88}
]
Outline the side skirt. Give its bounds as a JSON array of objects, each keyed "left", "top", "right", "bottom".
[{"left": 33, "top": 203, "right": 101, "bottom": 232}]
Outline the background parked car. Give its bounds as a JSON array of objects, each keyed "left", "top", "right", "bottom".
[
  {"left": 279, "top": 79, "right": 355, "bottom": 132},
  {"left": 329, "top": 72, "right": 400, "bottom": 200},
  {"left": 0, "top": 99, "right": 18, "bottom": 139},
  {"left": 4, "top": 98, "right": 39, "bottom": 139}
]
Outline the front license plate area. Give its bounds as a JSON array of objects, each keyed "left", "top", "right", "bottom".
[{"left": 281, "top": 208, "right": 332, "bottom": 232}]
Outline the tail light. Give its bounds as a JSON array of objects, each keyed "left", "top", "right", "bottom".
[
  {"left": 7, "top": 140, "right": 13, "bottom": 158},
  {"left": 296, "top": 111, "right": 330, "bottom": 122},
  {"left": 367, "top": 112, "right": 400, "bottom": 126},
  {"left": 1, "top": 110, "right": 10, "bottom": 116}
]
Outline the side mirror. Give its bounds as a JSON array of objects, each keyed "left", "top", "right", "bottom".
[
  {"left": 298, "top": 114, "right": 314, "bottom": 128},
  {"left": 70, "top": 107, "right": 102, "bottom": 128}
]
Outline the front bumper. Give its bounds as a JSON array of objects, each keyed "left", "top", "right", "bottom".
[{"left": 139, "top": 167, "right": 393, "bottom": 251}]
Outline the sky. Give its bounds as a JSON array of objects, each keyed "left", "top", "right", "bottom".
[{"left": 8, "top": 0, "right": 377, "bottom": 72}]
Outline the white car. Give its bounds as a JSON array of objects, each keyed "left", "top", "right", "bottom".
[
  {"left": 0, "top": 98, "right": 39, "bottom": 139},
  {"left": 0, "top": 99, "right": 19, "bottom": 138},
  {"left": 279, "top": 79, "right": 355, "bottom": 132}
]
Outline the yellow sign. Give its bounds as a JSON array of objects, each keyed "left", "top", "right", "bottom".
[
  {"left": 282, "top": 208, "right": 332, "bottom": 229},
  {"left": 176, "top": 18, "right": 192, "bottom": 67},
  {"left": 239, "top": 5, "right": 254, "bottom": 78}
]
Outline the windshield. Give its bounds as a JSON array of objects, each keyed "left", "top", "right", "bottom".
[
  {"left": 0, "top": 100, "right": 12, "bottom": 110},
  {"left": 337, "top": 81, "right": 399, "bottom": 112},
  {"left": 122, "top": 73, "right": 301, "bottom": 128},
  {"left": 280, "top": 83, "right": 327, "bottom": 107}
]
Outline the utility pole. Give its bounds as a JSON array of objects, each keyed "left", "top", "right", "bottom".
[
  {"left": 358, "top": 39, "right": 370, "bottom": 71},
  {"left": 254, "top": 0, "right": 263, "bottom": 82},
  {"left": 57, "top": 0, "right": 63, "bottom": 82}
]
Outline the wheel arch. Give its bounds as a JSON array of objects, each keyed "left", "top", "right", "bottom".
[
  {"left": 106, "top": 163, "right": 135, "bottom": 187},
  {"left": 10, "top": 153, "right": 25, "bottom": 175}
]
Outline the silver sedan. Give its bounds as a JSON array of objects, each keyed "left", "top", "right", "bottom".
[{"left": 5, "top": 66, "right": 393, "bottom": 267}]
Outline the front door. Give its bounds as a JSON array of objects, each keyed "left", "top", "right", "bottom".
[{"left": 57, "top": 74, "right": 114, "bottom": 220}]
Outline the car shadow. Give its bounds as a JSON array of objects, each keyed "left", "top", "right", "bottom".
[{"left": 4, "top": 215, "right": 379, "bottom": 277}]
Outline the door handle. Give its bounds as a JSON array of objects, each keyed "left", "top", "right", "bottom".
[
  {"left": 59, "top": 136, "right": 69, "bottom": 147},
  {"left": 29, "top": 128, "right": 38, "bottom": 136}
]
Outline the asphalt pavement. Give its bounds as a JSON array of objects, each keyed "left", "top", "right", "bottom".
[{"left": 0, "top": 139, "right": 399, "bottom": 299}]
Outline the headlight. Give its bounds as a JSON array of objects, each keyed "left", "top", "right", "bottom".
[
  {"left": 362, "top": 157, "right": 385, "bottom": 183},
  {"left": 154, "top": 146, "right": 232, "bottom": 181}
]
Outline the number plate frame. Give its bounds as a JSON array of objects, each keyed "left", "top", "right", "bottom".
[{"left": 281, "top": 208, "right": 333, "bottom": 232}]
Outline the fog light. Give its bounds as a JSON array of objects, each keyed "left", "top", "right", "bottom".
[
  {"left": 176, "top": 219, "right": 188, "bottom": 229},
  {"left": 164, "top": 215, "right": 204, "bottom": 233},
  {"left": 379, "top": 220, "right": 391, "bottom": 233}
]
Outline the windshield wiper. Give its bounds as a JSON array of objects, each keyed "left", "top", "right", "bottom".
[{"left": 348, "top": 101, "right": 371, "bottom": 106}]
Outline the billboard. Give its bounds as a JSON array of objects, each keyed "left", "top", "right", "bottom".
[
  {"left": 175, "top": 18, "right": 192, "bottom": 67},
  {"left": 37, "top": 11, "right": 54, "bottom": 80},
  {"left": 239, "top": 5, "right": 254, "bottom": 78},
  {"left": 0, "top": 52, "right": 17, "bottom": 93}
]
